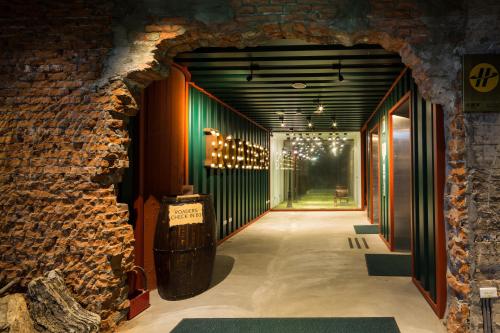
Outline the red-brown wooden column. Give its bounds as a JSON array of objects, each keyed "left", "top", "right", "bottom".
[{"left": 139, "top": 66, "right": 188, "bottom": 288}]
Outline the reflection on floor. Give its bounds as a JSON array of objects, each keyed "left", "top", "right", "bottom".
[
  {"left": 118, "top": 211, "right": 445, "bottom": 333},
  {"left": 275, "top": 189, "right": 357, "bottom": 209}
]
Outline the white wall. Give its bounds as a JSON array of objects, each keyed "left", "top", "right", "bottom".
[{"left": 270, "top": 135, "right": 285, "bottom": 208}]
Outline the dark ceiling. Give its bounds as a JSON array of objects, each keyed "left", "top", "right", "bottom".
[{"left": 175, "top": 42, "right": 404, "bottom": 132}]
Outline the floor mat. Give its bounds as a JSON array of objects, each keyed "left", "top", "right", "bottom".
[
  {"left": 171, "top": 317, "right": 401, "bottom": 333},
  {"left": 365, "top": 254, "right": 411, "bottom": 276},
  {"left": 354, "top": 225, "right": 379, "bottom": 234}
]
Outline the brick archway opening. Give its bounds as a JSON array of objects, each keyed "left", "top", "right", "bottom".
[
  {"left": 106, "top": 21, "right": 468, "bottom": 332},
  {"left": 1, "top": 2, "right": 479, "bottom": 332}
]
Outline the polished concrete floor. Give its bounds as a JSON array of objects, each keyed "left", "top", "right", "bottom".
[{"left": 119, "top": 211, "right": 445, "bottom": 333}]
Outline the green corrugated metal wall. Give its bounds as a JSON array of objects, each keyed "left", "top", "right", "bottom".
[
  {"left": 365, "top": 70, "right": 441, "bottom": 303},
  {"left": 411, "top": 84, "right": 438, "bottom": 302},
  {"left": 188, "top": 87, "right": 270, "bottom": 240},
  {"left": 366, "top": 70, "right": 413, "bottom": 241}
]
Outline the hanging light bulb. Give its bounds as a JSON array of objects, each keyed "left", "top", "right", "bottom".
[
  {"left": 279, "top": 116, "right": 285, "bottom": 127},
  {"left": 317, "top": 103, "right": 324, "bottom": 113},
  {"left": 332, "top": 116, "right": 337, "bottom": 128},
  {"left": 315, "top": 96, "right": 324, "bottom": 114}
]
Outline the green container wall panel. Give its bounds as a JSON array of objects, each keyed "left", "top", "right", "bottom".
[
  {"left": 366, "top": 70, "right": 412, "bottom": 241},
  {"left": 364, "top": 69, "right": 440, "bottom": 303},
  {"left": 411, "top": 84, "right": 438, "bottom": 301},
  {"left": 188, "top": 87, "right": 270, "bottom": 240}
]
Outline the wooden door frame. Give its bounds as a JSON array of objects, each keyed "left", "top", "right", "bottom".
[
  {"left": 387, "top": 91, "right": 412, "bottom": 251},
  {"left": 361, "top": 129, "right": 367, "bottom": 211},
  {"left": 368, "top": 124, "right": 380, "bottom": 226}
]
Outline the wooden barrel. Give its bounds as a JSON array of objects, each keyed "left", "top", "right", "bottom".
[{"left": 154, "top": 194, "right": 216, "bottom": 300}]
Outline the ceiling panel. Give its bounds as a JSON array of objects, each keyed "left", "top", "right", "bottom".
[{"left": 175, "top": 43, "right": 404, "bottom": 132}]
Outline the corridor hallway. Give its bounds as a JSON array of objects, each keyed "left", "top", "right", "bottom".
[{"left": 119, "top": 212, "right": 444, "bottom": 333}]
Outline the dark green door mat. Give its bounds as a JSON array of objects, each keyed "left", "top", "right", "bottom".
[
  {"left": 365, "top": 254, "right": 411, "bottom": 276},
  {"left": 171, "top": 317, "right": 401, "bottom": 333},
  {"left": 354, "top": 225, "right": 379, "bottom": 234}
]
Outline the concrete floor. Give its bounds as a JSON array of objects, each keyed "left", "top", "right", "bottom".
[
  {"left": 118, "top": 211, "right": 446, "bottom": 333},
  {"left": 275, "top": 189, "right": 358, "bottom": 209}
]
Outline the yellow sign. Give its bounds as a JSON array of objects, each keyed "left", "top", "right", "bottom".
[
  {"left": 469, "top": 63, "right": 499, "bottom": 93},
  {"left": 203, "top": 129, "right": 269, "bottom": 170},
  {"left": 169, "top": 203, "right": 203, "bottom": 227}
]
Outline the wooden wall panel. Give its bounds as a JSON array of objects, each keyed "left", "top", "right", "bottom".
[{"left": 141, "top": 66, "right": 187, "bottom": 288}]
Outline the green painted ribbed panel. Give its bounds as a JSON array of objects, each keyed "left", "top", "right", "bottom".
[
  {"left": 365, "top": 71, "right": 440, "bottom": 303},
  {"left": 411, "top": 84, "right": 438, "bottom": 302},
  {"left": 366, "top": 70, "right": 412, "bottom": 242},
  {"left": 188, "top": 87, "right": 269, "bottom": 240}
]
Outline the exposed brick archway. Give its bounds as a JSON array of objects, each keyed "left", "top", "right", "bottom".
[
  {"left": 2, "top": 1, "right": 498, "bottom": 332},
  {"left": 107, "top": 11, "right": 470, "bottom": 332}
]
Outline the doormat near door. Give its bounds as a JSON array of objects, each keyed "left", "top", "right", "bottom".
[
  {"left": 354, "top": 225, "right": 379, "bottom": 234},
  {"left": 365, "top": 254, "right": 411, "bottom": 276},
  {"left": 171, "top": 317, "right": 401, "bottom": 333}
]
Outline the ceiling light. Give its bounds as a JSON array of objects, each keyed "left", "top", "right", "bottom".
[
  {"left": 307, "top": 116, "right": 313, "bottom": 128},
  {"left": 331, "top": 116, "right": 337, "bottom": 128},
  {"left": 279, "top": 116, "right": 285, "bottom": 127},
  {"left": 291, "top": 82, "right": 307, "bottom": 89}
]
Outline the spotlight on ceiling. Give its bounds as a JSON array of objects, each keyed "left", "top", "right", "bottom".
[
  {"left": 279, "top": 115, "right": 285, "bottom": 127},
  {"left": 331, "top": 116, "right": 337, "bottom": 128},
  {"left": 307, "top": 116, "right": 313, "bottom": 128}
]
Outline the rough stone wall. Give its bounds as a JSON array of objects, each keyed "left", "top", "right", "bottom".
[
  {"left": 1, "top": 0, "right": 498, "bottom": 332},
  {"left": 463, "top": 1, "right": 500, "bottom": 331},
  {"left": 0, "top": 1, "right": 135, "bottom": 330}
]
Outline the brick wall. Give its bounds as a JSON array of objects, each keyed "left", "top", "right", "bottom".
[
  {"left": 0, "top": 1, "right": 135, "bottom": 330},
  {"left": 1, "top": 0, "right": 498, "bottom": 331}
]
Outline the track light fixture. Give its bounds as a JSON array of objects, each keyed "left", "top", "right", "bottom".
[
  {"left": 246, "top": 63, "right": 259, "bottom": 82},
  {"left": 338, "top": 60, "right": 344, "bottom": 82}
]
